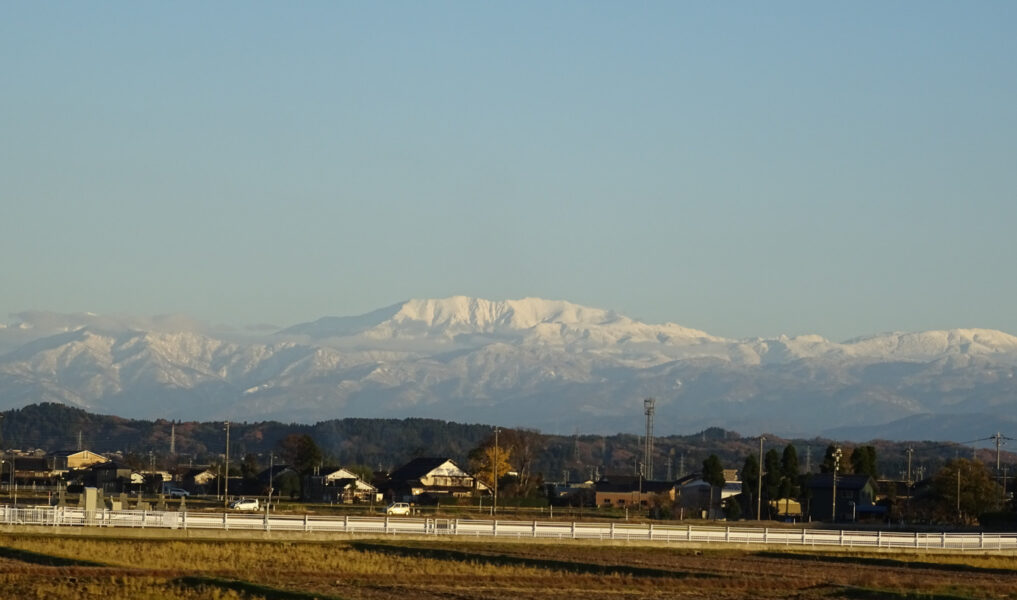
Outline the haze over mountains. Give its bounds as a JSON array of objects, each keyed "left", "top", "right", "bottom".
[{"left": 2, "top": 296, "right": 1016, "bottom": 441}]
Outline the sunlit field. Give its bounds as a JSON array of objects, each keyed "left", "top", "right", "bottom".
[{"left": 1, "top": 533, "right": 1015, "bottom": 599}]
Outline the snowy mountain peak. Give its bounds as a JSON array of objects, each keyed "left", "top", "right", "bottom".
[
  {"left": 392, "top": 296, "right": 616, "bottom": 330},
  {"left": 3, "top": 301, "right": 1017, "bottom": 437},
  {"left": 279, "top": 296, "right": 719, "bottom": 349}
]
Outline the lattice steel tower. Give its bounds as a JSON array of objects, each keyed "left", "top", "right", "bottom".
[{"left": 643, "top": 398, "right": 655, "bottom": 480}]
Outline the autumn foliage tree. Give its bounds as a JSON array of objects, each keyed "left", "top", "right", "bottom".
[
  {"left": 930, "top": 458, "right": 1003, "bottom": 525},
  {"left": 468, "top": 428, "right": 546, "bottom": 498}
]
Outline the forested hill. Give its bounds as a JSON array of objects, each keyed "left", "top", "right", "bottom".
[{"left": 0, "top": 403, "right": 999, "bottom": 480}]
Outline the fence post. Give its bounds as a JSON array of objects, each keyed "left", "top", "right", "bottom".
[
  {"left": 223, "top": 512, "right": 229, "bottom": 531},
  {"left": 764, "top": 528, "right": 769, "bottom": 544},
  {"left": 725, "top": 526, "right": 730, "bottom": 543},
  {"left": 877, "top": 531, "right": 881, "bottom": 547},
  {"left": 980, "top": 532, "right": 985, "bottom": 549},
  {"left": 610, "top": 522, "right": 615, "bottom": 540},
  {"left": 801, "top": 528, "right": 806, "bottom": 546},
  {"left": 941, "top": 532, "right": 946, "bottom": 549},
  {"left": 493, "top": 520, "right": 498, "bottom": 537},
  {"left": 572, "top": 521, "right": 577, "bottom": 539},
  {"left": 182, "top": 510, "right": 187, "bottom": 530},
  {"left": 687, "top": 525, "right": 692, "bottom": 541},
  {"left": 648, "top": 523, "right": 653, "bottom": 541},
  {"left": 532, "top": 520, "right": 537, "bottom": 537},
  {"left": 839, "top": 530, "right": 844, "bottom": 546}
]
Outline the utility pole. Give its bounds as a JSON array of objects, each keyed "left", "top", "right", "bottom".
[
  {"left": 905, "top": 446, "right": 914, "bottom": 520},
  {"left": 832, "top": 447, "right": 843, "bottom": 522},
  {"left": 994, "top": 432, "right": 1003, "bottom": 471},
  {"left": 223, "top": 421, "right": 230, "bottom": 508},
  {"left": 77, "top": 430, "right": 82, "bottom": 451},
  {"left": 666, "top": 455, "right": 673, "bottom": 481},
  {"left": 493, "top": 427, "right": 500, "bottom": 516},
  {"left": 643, "top": 398, "right": 655, "bottom": 481},
  {"left": 170, "top": 423, "right": 176, "bottom": 455},
  {"left": 757, "top": 436, "right": 765, "bottom": 521},
  {"left": 805, "top": 446, "right": 811, "bottom": 474},
  {"left": 268, "top": 453, "right": 274, "bottom": 513}
]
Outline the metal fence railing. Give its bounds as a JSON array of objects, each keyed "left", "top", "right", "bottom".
[{"left": 2, "top": 504, "right": 1014, "bottom": 552}]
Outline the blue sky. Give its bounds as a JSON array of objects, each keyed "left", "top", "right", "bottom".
[{"left": 2, "top": 2, "right": 1014, "bottom": 341}]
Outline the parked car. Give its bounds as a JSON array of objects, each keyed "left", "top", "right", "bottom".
[
  {"left": 165, "top": 487, "right": 190, "bottom": 498},
  {"left": 385, "top": 502, "right": 411, "bottom": 515},
  {"left": 228, "top": 497, "right": 259, "bottom": 510}
]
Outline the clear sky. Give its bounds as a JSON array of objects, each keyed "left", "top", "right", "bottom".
[{"left": 2, "top": 2, "right": 1014, "bottom": 342}]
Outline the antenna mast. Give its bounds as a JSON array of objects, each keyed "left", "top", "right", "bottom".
[{"left": 643, "top": 398, "right": 655, "bottom": 480}]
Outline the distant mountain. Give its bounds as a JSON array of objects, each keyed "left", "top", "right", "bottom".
[{"left": 2, "top": 296, "right": 1016, "bottom": 440}]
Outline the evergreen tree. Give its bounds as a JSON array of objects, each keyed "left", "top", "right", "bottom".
[
  {"left": 702, "top": 454, "right": 726, "bottom": 514},
  {"left": 778, "top": 444, "right": 801, "bottom": 515},
  {"left": 763, "top": 448, "right": 782, "bottom": 501},
  {"left": 740, "top": 454, "right": 759, "bottom": 516},
  {"left": 850, "top": 445, "right": 878, "bottom": 479}
]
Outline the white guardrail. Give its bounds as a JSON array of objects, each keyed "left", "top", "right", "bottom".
[{"left": 1, "top": 505, "right": 1015, "bottom": 552}]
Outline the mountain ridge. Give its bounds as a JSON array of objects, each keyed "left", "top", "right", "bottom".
[{"left": 2, "top": 296, "right": 1016, "bottom": 439}]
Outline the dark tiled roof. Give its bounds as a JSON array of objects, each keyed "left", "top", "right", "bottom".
[
  {"left": 806, "top": 473, "right": 874, "bottom": 491},
  {"left": 596, "top": 476, "right": 676, "bottom": 494},
  {"left": 389, "top": 457, "right": 457, "bottom": 482},
  {"left": 12, "top": 457, "right": 50, "bottom": 471}
]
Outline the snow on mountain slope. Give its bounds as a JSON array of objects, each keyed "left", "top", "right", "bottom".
[
  {"left": 2, "top": 297, "right": 1017, "bottom": 436},
  {"left": 841, "top": 329, "right": 1017, "bottom": 361}
]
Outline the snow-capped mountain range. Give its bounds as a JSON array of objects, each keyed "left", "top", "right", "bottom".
[{"left": 2, "top": 296, "right": 1016, "bottom": 440}]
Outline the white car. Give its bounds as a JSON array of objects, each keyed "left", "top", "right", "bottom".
[
  {"left": 165, "top": 487, "right": 190, "bottom": 498},
  {"left": 385, "top": 502, "right": 411, "bottom": 515},
  {"left": 229, "top": 497, "right": 259, "bottom": 511}
]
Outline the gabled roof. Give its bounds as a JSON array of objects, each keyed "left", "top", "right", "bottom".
[
  {"left": 50, "top": 450, "right": 105, "bottom": 458},
  {"left": 183, "top": 467, "right": 215, "bottom": 477},
  {"left": 807, "top": 473, "right": 875, "bottom": 491},
  {"left": 595, "top": 476, "right": 677, "bottom": 494},
  {"left": 389, "top": 457, "right": 468, "bottom": 482},
  {"left": 257, "top": 464, "right": 295, "bottom": 483},
  {"left": 320, "top": 467, "right": 359, "bottom": 481},
  {"left": 332, "top": 477, "right": 378, "bottom": 491}
]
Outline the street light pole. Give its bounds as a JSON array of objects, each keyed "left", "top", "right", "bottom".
[
  {"left": 223, "top": 421, "right": 230, "bottom": 508},
  {"left": 268, "top": 453, "right": 274, "bottom": 514},
  {"left": 493, "top": 427, "right": 499, "bottom": 517},
  {"left": 831, "top": 447, "right": 842, "bottom": 522},
  {"left": 756, "top": 436, "right": 765, "bottom": 520}
]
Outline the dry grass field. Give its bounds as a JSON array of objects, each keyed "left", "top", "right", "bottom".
[{"left": 0, "top": 532, "right": 1015, "bottom": 599}]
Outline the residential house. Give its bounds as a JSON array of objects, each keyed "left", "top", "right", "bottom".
[
  {"left": 181, "top": 467, "right": 217, "bottom": 493},
  {"left": 306, "top": 467, "right": 381, "bottom": 503},
  {"left": 676, "top": 470, "right": 742, "bottom": 519},
  {"left": 51, "top": 450, "right": 108, "bottom": 472},
  {"left": 594, "top": 476, "right": 679, "bottom": 510},
  {"left": 807, "top": 473, "right": 883, "bottom": 522},
  {"left": 385, "top": 457, "right": 487, "bottom": 503},
  {"left": 4, "top": 455, "right": 60, "bottom": 489},
  {"left": 91, "top": 461, "right": 137, "bottom": 494}
]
